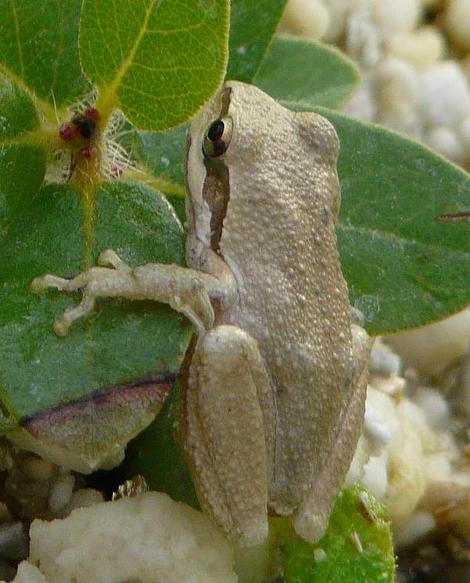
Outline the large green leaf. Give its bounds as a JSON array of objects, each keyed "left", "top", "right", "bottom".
[
  {"left": 0, "top": 74, "right": 46, "bottom": 231},
  {"left": 315, "top": 108, "right": 470, "bottom": 335},
  {"left": 0, "top": 182, "right": 191, "bottom": 425},
  {"left": 80, "top": 0, "right": 230, "bottom": 131},
  {"left": 277, "top": 485, "right": 395, "bottom": 583},
  {"left": 255, "top": 37, "right": 360, "bottom": 109},
  {"left": 227, "top": 0, "right": 287, "bottom": 82},
  {"left": 0, "top": 0, "right": 89, "bottom": 112}
]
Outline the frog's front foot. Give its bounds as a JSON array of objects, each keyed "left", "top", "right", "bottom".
[
  {"left": 31, "top": 249, "right": 129, "bottom": 336},
  {"left": 32, "top": 250, "right": 218, "bottom": 337}
]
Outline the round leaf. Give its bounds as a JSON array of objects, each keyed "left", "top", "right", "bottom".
[
  {"left": 80, "top": 0, "right": 230, "bottom": 131},
  {"left": 0, "top": 182, "right": 191, "bottom": 433},
  {"left": 255, "top": 37, "right": 360, "bottom": 110}
]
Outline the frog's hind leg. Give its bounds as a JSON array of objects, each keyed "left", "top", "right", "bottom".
[
  {"left": 182, "top": 325, "right": 276, "bottom": 547},
  {"left": 292, "top": 325, "right": 371, "bottom": 543}
]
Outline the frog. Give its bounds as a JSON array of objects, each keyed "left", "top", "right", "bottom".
[{"left": 32, "top": 81, "right": 371, "bottom": 547}]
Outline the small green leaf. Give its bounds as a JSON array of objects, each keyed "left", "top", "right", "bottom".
[
  {"left": 0, "top": 0, "right": 89, "bottom": 112},
  {"left": 276, "top": 485, "right": 395, "bottom": 583},
  {"left": 80, "top": 0, "right": 230, "bottom": 131},
  {"left": 0, "top": 74, "right": 46, "bottom": 231},
  {"left": 0, "top": 182, "right": 191, "bottom": 421},
  {"left": 227, "top": 0, "right": 287, "bottom": 82},
  {"left": 315, "top": 108, "right": 470, "bottom": 334},
  {"left": 255, "top": 37, "right": 360, "bottom": 109}
]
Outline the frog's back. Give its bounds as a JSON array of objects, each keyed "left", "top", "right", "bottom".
[{"left": 218, "top": 82, "right": 355, "bottom": 513}]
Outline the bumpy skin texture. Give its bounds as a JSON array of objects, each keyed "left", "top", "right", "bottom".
[
  {"left": 185, "top": 81, "right": 370, "bottom": 543},
  {"left": 32, "top": 81, "right": 370, "bottom": 547}
]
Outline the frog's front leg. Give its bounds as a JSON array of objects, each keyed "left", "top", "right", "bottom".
[
  {"left": 31, "top": 249, "right": 233, "bottom": 336},
  {"left": 184, "top": 325, "right": 276, "bottom": 547}
]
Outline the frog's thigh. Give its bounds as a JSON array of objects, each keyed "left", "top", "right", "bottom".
[
  {"left": 184, "top": 325, "right": 275, "bottom": 547},
  {"left": 293, "top": 324, "right": 371, "bottom": 543}
]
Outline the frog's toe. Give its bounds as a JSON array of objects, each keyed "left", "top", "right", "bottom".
[
  {"left": 53, "top": 293, "right": 96, "bottom": 336},
  {"left": 98, "top": 249, "right": 130, "bottom": 271},
  {"left": 293, "top": 508, "right": 329, "bottom": 544},
  {"left": 31, "top": 274, "right": 71, "bottom": 293}
]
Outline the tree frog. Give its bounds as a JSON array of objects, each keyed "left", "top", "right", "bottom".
[{"left": 32, "top": 81, "right": 371, "bottom": 547}]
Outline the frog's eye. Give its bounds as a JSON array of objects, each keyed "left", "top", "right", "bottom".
[{"left": 203, "top": 117, "right": 233, "bottom": 158}]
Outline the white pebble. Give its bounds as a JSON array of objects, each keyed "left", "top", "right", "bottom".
[
  {"left": 29, "top": 492, "right": 237, "bottom": 583},
  {"left": 394, "top": 511, "right": 436, "bottom": 548},
  {"left": 386, "top": 308, "right": 470, "bottom": 375},
  {"left": 413, "top": 386, "right": 450, "bottom": 430},
  {"left": 388, "top": 27, "right": 444, "bottom": 68},
  {"left": 347, "top": 5, "right": 382, "bottom": 68},
  {"left": 372, "top": 375, "right": 406, "bottom": 396},
  {"left": 364, "top": 405, "right": 393, "bottom": 446},
  {"left": 280, "top": 0, "right": 330, "bottom": 39},
  {"left": 371, "top": 0, "right": 421, "bottom": 38},
  {"left": 342, "top": 79, "right": 377, "bottom": 121},
  {"left": 369, "top": 340, "right": 402, "bottom": 376},
  {"left": 444, "top": 0, "right": 470, "bottom": 51},
  {"left": 323, "top": 0, "right": 350, "bottom": 42},
  {"left": 422, "top": 453, "right": 452, "bottom": 483},
  {"left": 458, "top": 115, "right": 470, "bottom": 147},
  {"left": 425, "top": 126, "right": 465, "bottom": 161},
  {"left": 373, "top": 57, "right": 422, "bottom": 135},
  {"left": 10, "top": 561, "right": 49, "bottom": 583},
  {"left": 361, "top": 454, "right": 389, "bottom": 499},
  {"left": 418, "top": 62, "right": 470, "bottom": 128},
  {"left": 48, "top": 474, "right": 75, "bottom": 516}
]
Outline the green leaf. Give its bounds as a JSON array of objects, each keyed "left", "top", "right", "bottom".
[
  {"left": 117, "top": 380, "right": 198, "bottom": 508},
  {"left": 127, "top": 0, "right": 289, "bottom": 192},
  {"left": 227, "top": 0, "right": 287, "bottom": 82},
  {"left": 0, "top": 0, "right": 89, "bottom": 112},
  {"left": 80, "top": 0, "right": 230, "bottom": 131},
  {"left": 315, "top": 108, "right": 470, "bottom": 335},
  {"left": 255, "top": 37, "right": 360, "bottom": 109},
  {"left": 133, "top": 125, "right": 187, "bottom": 196},
  {"left": 0, "top": 182, "right": 191, "bottom": 440},
  {"left": 276, "top": 485, "right": 395, "bottom": 583},
  {"left": 0, "top": 74, "right": 46, "bottom": 231}
]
